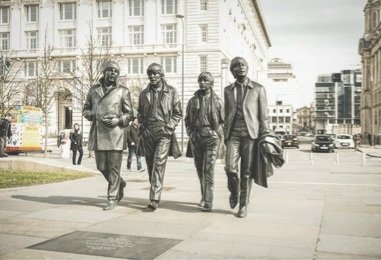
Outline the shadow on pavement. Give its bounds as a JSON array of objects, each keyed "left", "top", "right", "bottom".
[{"left": 11, "top": 195, "right": 233, "bottom": 215}]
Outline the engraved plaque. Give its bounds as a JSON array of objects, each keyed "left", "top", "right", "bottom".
[{"left": 29, "top": 231, "right": 182, "bottom": 259}]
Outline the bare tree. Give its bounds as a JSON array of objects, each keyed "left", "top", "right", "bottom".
[
  {"left": 64, "top": 23, "right": 113, "bottom": 157},
  {"left": 30, "top": 32, "right": 58, "bottom": 157},
  {"left": 0, "top": 52, "right": 24, "bottom": 117}
]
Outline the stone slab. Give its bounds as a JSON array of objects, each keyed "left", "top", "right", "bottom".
[
  {"left": 29, "top": 231, "right": 182, "bottom": 260},
  {"left": 2, "top": 249, "right": 121, "bottom": 260},
  {"left": 321, "top": 212, "right": 381, "bottom": 238},
  {"left": 24, "top": 208, "right": 125, "bottom": 223},
  {"left": 317, "top": 234, "right": 381, "bottom": 257},
  {"left": 0, "top": 234, "right": 45, "bottom": 256}
]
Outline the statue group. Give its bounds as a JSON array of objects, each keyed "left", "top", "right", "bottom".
[{"left": 83, "top": 57, "right": 283, "bottom": 218}]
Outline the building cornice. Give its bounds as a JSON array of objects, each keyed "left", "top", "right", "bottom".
[{"left": 252, "top": 0, "right": 271, "bottom": 47}]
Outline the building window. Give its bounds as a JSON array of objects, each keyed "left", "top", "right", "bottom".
[
  {"left": 285, "top": 117, "right": 291, "bottom": 123},
  {"left": 286, "top": 109, "right": 290, "bottom": 113},
  {"left": 98, "top": 0, "right": 112, "bottom": 18},
  {"left": 272, "top": 117, "right": 277, "bottom": 123},
  {"left": 200, "top": 24, "right": 208, "bottom": 42},
  {"left": 129, "top": 0, "right": 144, "bottom": 16},
  {"left": 279, "top": 109, "right": 283, "bottom": 113},
  {"left": 0, "top": 6, "right": 9, "bottom": 24},
  {"left": 59, "top": 2, "right": 76, "bottom": 20},
  {"left": 200, "top": 0, "right": 207, "bottom": 10},
  {"left": 59, "top": 29, "right": 76, "bottom": 48},
  {"left": 0, "top": 32, "right": 9, "bottom": 51},
  {"left": 200, "top": 55, "right": 207, "bottom": 72},
  {"left": 25, "top": 61, "right": 38, "bottom": 77},
  {"left": 58, "top": 60, "right": 76, "bottom": 73},
  {"left": 161, "top": 56, "right": 177, "bottom": 73},
  {"left": 26, "top": 4, "right": 39, "bottom": 23},
  {"left": 97, "top": 27, "right": 112, "bottom": 47},
  {"left": 272, "top": 109, "right": 276, "bottom": 113},
  {"left": 161, "top": 0, "right": 177, "bottom": 14},
  {"left": 161, "top": 24, "right": 177, "bottom": 44},
  {"left": 128, "top": 58, "right": 143, "bottom": 74},
  {"left": 26, "top": 31, "right": 39, "bottom": 50},
  {"left": 128, "top": 25, "right": 144, "bottom": 45}
]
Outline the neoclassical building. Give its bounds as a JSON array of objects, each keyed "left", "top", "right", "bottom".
[
  {"left": 0, "top": 0, "right": 271, "bottom": 144},
  {"left": 359, "top": 0, "right": 381, "bottom": 144}
]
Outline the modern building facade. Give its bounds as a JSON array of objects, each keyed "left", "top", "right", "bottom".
[
  {"left": 314, "top": 70, "right": 362, "bottom": 134},
  {"left": 359, "top": 0, "right": 381, "bottom": 144},
  {"left": 0, "top": 0, "right": 271, "bottom": 143}
]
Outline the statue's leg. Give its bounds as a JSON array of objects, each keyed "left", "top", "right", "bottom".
[{"left": 225, "top": 136, "right": 240, "bottom": 209}]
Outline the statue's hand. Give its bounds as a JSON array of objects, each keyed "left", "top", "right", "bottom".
[{"left": 103, "top": 117, "right": 119, "bottom": 127}]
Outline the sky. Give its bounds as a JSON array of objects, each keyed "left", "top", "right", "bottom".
[{"left": 260, "top": 0, "right": 366, "bottom": 108}]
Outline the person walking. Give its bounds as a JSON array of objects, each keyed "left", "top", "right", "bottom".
[
  {"left": 126, "top": 117, "right": 144, "bottom": 172},
  {"left": 137, "top": 63, "right": 182, "bottom": 211},
  {"left": 0, "top": 113, "right": 12, "bottom": 157},
  {"left": 185, "top": 72, "right": 224, "bottom": 212},
  {"left": 70, "top": 123, "right": 83, "bottom": 165},
  {"left": 83, "top": 61, "right": 133, "bottom": 210},
  {"left": 224, "top": 57, "right": 270, "bottom": 218}
]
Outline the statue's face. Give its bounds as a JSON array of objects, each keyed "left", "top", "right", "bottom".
[
  {"left": 74, "top": 124, "right": 79, "bottom": 130},
  {"left": 198, "top": 77, "right": 212, "bottom": 91},
  {"left": 147, "top": 66, "right": 162, "bottom": 86},
  {"left": 231, "top": 59, "right": 248, "bottom": 78},
  {"left": 104, "top": 64, "right": 120, "bottom": 85}
]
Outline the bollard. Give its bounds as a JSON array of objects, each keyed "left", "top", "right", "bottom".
[
  {"left": 336, "top": 152, "right": 339, "bottom": 165},
  {"left": 286, "top": 150, "right": 289, "bottom": 164},
  {"left": 362, "top": 152, "right": 366, "bottom": 166},
  {"left": 310, "top": 151, "right": 314, "bottom": 165}
]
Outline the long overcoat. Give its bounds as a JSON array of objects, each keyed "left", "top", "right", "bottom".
[{"left": 83, "top": 78, "right": 133, "bottom": 151}]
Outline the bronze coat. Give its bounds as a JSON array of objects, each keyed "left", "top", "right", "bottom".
[
  {"left": 224, "top": 79, "right": 269, "bottom": 141},
  {"left": 185, "top": 90, "right": 224, "bottom": 158},
  {"left": 137, "top": 80, "right": 182, "bottom": 158},
  {"left": 83, "top": 79, "right": 133, "bottom": 151}
]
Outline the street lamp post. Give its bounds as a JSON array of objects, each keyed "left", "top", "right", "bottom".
[{"left": 176, "top": 14, "right": 185, "bottom": 153}]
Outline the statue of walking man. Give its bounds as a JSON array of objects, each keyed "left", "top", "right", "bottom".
[
  {"left": 224, "top": 57, "right": 270, "bottom": 218},
  {"left": 185, "top": 72, "right": 224, "bottom": 212},
  {"left": 137, "top": 63, "right": 182, "bottom": 211},
  {"left": 83, "top": 61, "right": 133, "bottom": 210}
]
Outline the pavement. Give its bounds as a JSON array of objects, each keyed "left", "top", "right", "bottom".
[{"left": 0, "top": 144, "right": 380, "bottom": 259}]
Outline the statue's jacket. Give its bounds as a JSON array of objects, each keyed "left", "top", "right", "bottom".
[
  {"left": 137, "top": 80, "right": 182, "bottom": 158},
  {"left": 83, "top": 78, "right": 133, "bottom": 151},
  {"left": 185, "top": 89, "right": 224, "bottom": 158}
]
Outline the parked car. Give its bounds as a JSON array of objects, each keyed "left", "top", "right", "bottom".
[
  {"left": 335, "top": 134, "right": 355, "bottom": 149},
  {"left": 281, "top": 134, "right": 299, "bottom": 148},
  {"left": 311, "top": 135, "right": 335, "bottom": 153}
]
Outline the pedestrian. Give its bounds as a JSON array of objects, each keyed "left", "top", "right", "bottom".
[
  {"left": 137, "top": 63, "right": 182, "bottom": 211},
  {"left": 224, "top": 57, "right": 270, "bottom": 218},
  {"left": 353, "top": 134, "right": 360, "bottom": 151},
  {"left": 0, "top": 113, "right": 12, "bottom": 157},
  {"left": 367, "top": 133, "right": 372, "bottom": 146},
  {"left": 69, "top": 123, "right": 83, "bottom": 165},
  {"left": 185, "top": 72, "right": 224, "bottom": 212},
  {"left": 126, "top": 117, "right": 144, "bottom": 172},
  {"left": 83, "top": 61, "right": 133, "bottom": 210}
]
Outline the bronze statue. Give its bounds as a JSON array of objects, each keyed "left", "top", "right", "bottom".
[
  {"left": 224, "top": 57, "right": 270, "bottom": 218},
  {"left": 137, "top": 63, "right": 182, "bottom": 211},
  {"left": 185, "top": 72, "right": 224, "bottom": 212},
  {"left": 83, "top": 61, "right": 133, "bottom": 210}
]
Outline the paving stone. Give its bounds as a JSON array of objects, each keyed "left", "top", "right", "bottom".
[
  {"left": 0, "top": 234, "right": 45, "bottom": 256},
  {"left": 2, "top": 249, "right": 121, "bottom": 260},
  {"left": 317, "top": 234, "right": 381, "bottom": 257}
]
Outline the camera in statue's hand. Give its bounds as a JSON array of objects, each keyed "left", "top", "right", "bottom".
[{"left": 102, "top": 114, "right": 119, "bottom": 128}]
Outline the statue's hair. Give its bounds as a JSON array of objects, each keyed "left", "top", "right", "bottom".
[
  {"left": 146, "top": 63, "right": 165, "bottom": 77},
  {"left": 103, "top": 61, "right": 120, "bottom": 73},
  {"left": 197, "top": 72, "right": 214, "bottom": 86},
  {"left": 229, "top": 57, "right": 248, "bottom": 73}
]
